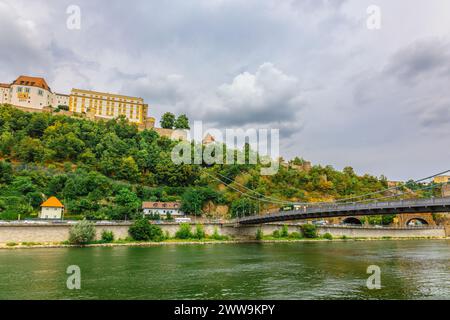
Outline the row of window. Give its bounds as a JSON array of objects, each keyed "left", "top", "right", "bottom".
[
  {"left": 16, "top": 86, "right": 45, "bottom": 96},
  {"left": 145, "top": 210, "right": 179, "bottom": 214},
  {"left": 70, "top": 101, "right": 141, "bottom": 119},
  {"left": 73, "top": 93, "right": 141, "bottom": 103}
]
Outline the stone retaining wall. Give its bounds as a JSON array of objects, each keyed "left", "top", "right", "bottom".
[{"left": 0, "top": 223, "right": 446, "bottom": 244}]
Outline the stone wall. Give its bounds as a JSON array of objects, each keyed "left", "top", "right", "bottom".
[
  {"left": 0, "top": 222, "right": 446, "bottom": 244},
  {"left": 317, "top": 225, "right": 445, "bottom": 238},
  {"left": 152, "top": 128, "right": 188, "bottom": 141}
]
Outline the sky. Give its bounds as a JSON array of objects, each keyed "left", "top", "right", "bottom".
[{"left": 0, "top": 0, "right": 449, "bottom": 181}]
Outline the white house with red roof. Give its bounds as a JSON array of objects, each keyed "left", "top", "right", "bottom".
[
  {"left": 0, "top": 75, "right": 69, "bottom": 111},
  {"left": 142, "top": 201, "right": 185, "bottom": 217}
]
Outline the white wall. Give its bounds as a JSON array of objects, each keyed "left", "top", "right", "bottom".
[
  {"left": 0, "top": 87, "right": 10, "bottom": 104},
  {"left": 52, "top": 94, "right": 69, "bottom": 108},
  {"left": 9, "top": 85, "right": 52, "bottom": 110},
  {"left": 39, "top": 207, "right": 63, "bottom": 219}
]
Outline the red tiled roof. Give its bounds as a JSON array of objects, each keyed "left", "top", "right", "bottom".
[
  {"left": 12, "top": 75, "right": 51, "bottom": 92},
  {"left": 0, "top": 83, "right": 10, "bottom": 88}
]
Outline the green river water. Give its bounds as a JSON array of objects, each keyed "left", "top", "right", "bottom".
[{"left": 0, "top": 240, "right": 448, "bottom": 300}]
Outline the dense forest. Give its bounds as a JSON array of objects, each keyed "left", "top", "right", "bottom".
[{"left": 0, "top": 104, "right": 413, "bottom": 221}]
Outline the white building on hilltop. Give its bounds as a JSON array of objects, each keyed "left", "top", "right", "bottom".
[
  {"left": 0, "top": 75, "right": 154, "bottom": 128},
  {"left": 0, "top": 75, "right": 69, "bottom": 111}
]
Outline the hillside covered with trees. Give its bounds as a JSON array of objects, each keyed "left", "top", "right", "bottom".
[{"left": 0, "top": 104, "right": 411, "bottom": 221}]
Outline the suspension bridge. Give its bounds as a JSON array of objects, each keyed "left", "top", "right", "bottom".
[
  {"left": 205, "top": 169, "right": 450, "bottom": 226},
  {"left": 236, "top": 197, "right": 450, "bottom": 224}
]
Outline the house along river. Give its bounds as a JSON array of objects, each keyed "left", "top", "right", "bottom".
[{"left": 0, "top": 240, "right": 448, "bottom": 299}]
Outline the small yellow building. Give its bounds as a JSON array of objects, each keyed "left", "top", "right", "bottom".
[
  {"left": 433, "top": 176, "right": 450, "bottom": 184},
  {"left": 40, "top": 197, "right": 64, "bottom": 219}
]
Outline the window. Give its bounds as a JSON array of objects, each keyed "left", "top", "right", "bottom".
[
  {"left": 25, "top": 88, "right": 30, "bottom": 93},
  {"left": 38, "top": 90, "right": 43, "bottom": 96},
  {"left": 17, "top": 87, "right": 22, "bottom": 93}
]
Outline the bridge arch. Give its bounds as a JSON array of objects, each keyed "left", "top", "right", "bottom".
[
  {"left": 342, "top": 217, "right": 363, "bottom": 225},
  {"left": 405, "top": 217, "right": 429, "bottom": 226},
  {"left": 396, "top": 213, "right": 435, "bottom": 227}
]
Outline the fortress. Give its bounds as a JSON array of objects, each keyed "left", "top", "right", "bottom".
[{"left": 0, "top": 75, "right": 156, "bottom": 130}]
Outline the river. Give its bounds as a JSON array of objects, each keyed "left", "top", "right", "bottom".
[{"left": 0, "top": 240, "right": 448, "bottom": 300}]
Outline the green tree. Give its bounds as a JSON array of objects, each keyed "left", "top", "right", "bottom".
[
  {"left": 230, "top": 198, "right": 258, "bottom": 218},
  {"left": 0, "top": 161, "right": 13, "bottom": 184},
  {"left": 180, "top": 187, "right": 219, "bottom": 215},
  {"left": 101, "top": 230, "right": 114, "bottom": 243},
  {"left": 0, "top": 131, "right": 15, "bottom": 156},
  {"left": 174, "top": 114, "right": 190, "bottom": 129},
  {"left": 14, "top": 137, "right": 47, "bottom": 162},
  {"left": 195, "top": 224, "right": 206, "bottom": 239},
  {"left": 160, "top": 112, "right": 176, "bottom": 129},
  {"left": 301, "top": 224, "right": 318, "bottom": 238},
  {"left": 68, "top": 220, "right": 96, "bottom": 244},
  {"left": 117, "top": 156, "right": 140, "bottom": 182},
  {"left": 175, "top": 223, "right": 193, "bottom": 239},
  {"left": 128, "top": 218, "right": 163, "bottom": 241}
]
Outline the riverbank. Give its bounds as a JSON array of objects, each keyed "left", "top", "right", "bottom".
[{"left": 1, "top": 236, "right": 448, "bottom": 250}]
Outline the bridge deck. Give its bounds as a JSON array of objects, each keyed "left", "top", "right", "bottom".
[{"left": 237, "top": 197, "right": 450, "bottom": 224}]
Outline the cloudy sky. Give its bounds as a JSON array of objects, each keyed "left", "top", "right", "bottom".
[{"left": 1, "top": 0, "right": 449, "bottom": 180}]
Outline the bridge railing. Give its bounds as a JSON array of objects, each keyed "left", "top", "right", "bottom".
[
  {"left": 237, "top": 196, "right": 450, "bottom": 223},
  {"left": 303, "top": 197, "right": 449, "bottom": 212}
]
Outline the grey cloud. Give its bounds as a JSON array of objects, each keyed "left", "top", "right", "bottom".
[
  {"left": 385, "top": 39, "right": 450, "bottom": 85},
  {"left": 200, "top": 63, "right": 305, "bottom": 131},
  {"left": 408, "top": 98, "right": 450, "bottom": 129},
  {"left": 419, "top": 103, "right": 450, "bottom": 127},
  {"left": 0, "top": 2, "right": 49, "bottom": 76}
]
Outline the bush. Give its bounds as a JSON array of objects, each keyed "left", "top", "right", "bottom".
[
  {"left": 101, "top": 230, "right": 114, "bottom": 243},
  {"left": 281, "top": 225, "right": 289, "bottom": 238},
  {"left": 255, "top": 228, "right": 263, "bottom": 240},
  {"left": 146, "top": 213, "right": 161, "bottom": 221},
  {"left": 128, "top": 218, "right": 163, "bottom": 241},
  {"left": 288, "top": 232, "right": 302, "bottom": 239},
  {"left": 69, "top": 220, "right": 96, "bottom": 244},
  {"left": 165, "top": 212, "right": 174, "bottom": 221},
  {"left": 195, "top": 224, "right": 206, "bottom": 240},
  {"left": 175, "top": 223, "right": 193, "bottom": 239},
  {"left": 300, "top": 224, "right": 318, "bottom": 238},
  {"left": 211, "top": 227, "right": 228, "bottom": 240},
  {"left": 323, "top": 233, "right": 333, "bottom": 240}
]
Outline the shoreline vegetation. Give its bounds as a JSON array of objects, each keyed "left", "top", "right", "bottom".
[
  {"left": 0, "top": 234, "right": 450, "bottom": 250},
  {"left": 1, "top": 236, "right": 448, "bottom": 250}
]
